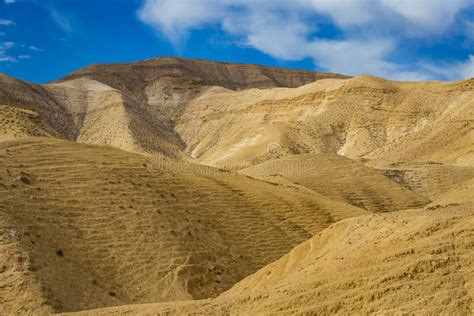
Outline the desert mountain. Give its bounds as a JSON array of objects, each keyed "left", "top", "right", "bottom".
[
  {"left": 0, "top": 57, "right": 473, "bottom": 314},
  {"left": 178, "top": 76, "right": 473, "bottom": 169},
  {"left": 0, "top": 58, "right": 347, "bottom": 158}
]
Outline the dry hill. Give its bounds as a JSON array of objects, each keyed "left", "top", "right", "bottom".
[
  {"left": 240, "top": 153, "right": 429, "bottom": 212},
  {"left": 0, "top": 57, "right": 473, "bottom": 315},
  {"left": 178, "top": 76, "right": 473, "bottom": 169},
  {"left": 57, "top": 57, "right": 348, "bottom": 119},
  {"left": 66, "top": 205, "right": 474, "bottom": 315},
  {"left": 0, "top": 104, "right": 60, "bottom": 140},
  {"left": 0, "top": 58, "right": 347, "bottom": 158},
  {"left": 377, "top": 162, "right": 474, "bottom": 199},
  {"left": 0, "top": 137, "right": 367, "bottom": 314}
]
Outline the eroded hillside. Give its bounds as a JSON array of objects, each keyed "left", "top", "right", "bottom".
[
  {"left": 0, "top": 58, "right": 473, "bottom": 315},
  {"left": 0, "top": 137, "right": 368, "bottom": 313},
  {"left": 178, "top": 76, "right": 473, "bottom": 169}
]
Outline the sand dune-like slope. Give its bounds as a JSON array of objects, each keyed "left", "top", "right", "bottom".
[
  {"left": 178, "top": 76, "right": 473, "bottom": 168},
  {"left": 74, "top": 205, "right": 473, "bottom": 315},
  {"left": 0, "top": 137, "right": 367, "bottom": 314},
  {"left": 241, "top": 154, "right": 429, "bottom": 212}
]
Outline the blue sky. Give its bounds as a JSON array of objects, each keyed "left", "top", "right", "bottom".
[{"left": 0, "top": 0, "right": 473, "bottom": 83}]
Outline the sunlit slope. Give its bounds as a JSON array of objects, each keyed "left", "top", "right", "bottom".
[
  {"left": 425, "top": 177, "right": 474, "bottom": 210},
  {"left": 0, "top": 58, "right": 348, "bottom": 159},
  {"left": 45, "top": 78, "right": 186, "bottom": 158},
  {"left": 57, "top": 57, "right": 348, "bottom": 123},
  {"left": 241, "top": 153, "right": 429, "bottom": 212},
  {"left": 178, "top": 76, "right": 473, "bottom": 168},
  {"left": 2, "top": 62, "right": 471, "bottom": 166},
  {"left": 0, "top": 137, "right": 364, "bottom": 314},
  {"left": 79, "top": 207, "right": 474, "bottom": 315}
]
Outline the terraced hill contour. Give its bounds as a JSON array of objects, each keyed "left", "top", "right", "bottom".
[{"left": 0, "top": 137, "right": 368, "bottom": 314}]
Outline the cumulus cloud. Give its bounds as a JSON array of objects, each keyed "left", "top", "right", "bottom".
[
  {"left": 310, "top": 0, "right": 472, "bottom": 36},
  {"left": 138, "top": 0, "right": 474, "bottom": 80}
]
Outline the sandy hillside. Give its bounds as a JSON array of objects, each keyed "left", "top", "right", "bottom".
[
  {"left": 67, "top": 171, "right": 474, "bottom": 315},
  {"left": 0, "top": 57, "right": 473, "bottom": 315},
  {"left": 240, "top": 153, "right": 429, "bottom": 212},
  {"left": 65, "top": 205, "right": 474, "bottom": 315},
  {"left": 178, "top": 76, "right": 473, "bottom": 169},
  {"left": 376, "top": 162, "right": 474, "bottom": 199},
  {"left": 1, "top": 59, "right": 471, "bottom": 168},
  {"left": 45, "top": 78, "right": 186, "bottom": 158},
  {"left": 0, "top": 137, "right": 368, "bottom": 314}
]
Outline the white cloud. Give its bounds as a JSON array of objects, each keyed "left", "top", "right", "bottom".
[
  {"left": 465, "top": 19, "right": 474, "bottom": 40},
  {"left": 138, "top": 0, "right": 474, "bottom": 81},
  {"left": 139, "top": 0, "right": 226, "bottom": 43},
  {"left": 0, "top": 56, "right": 15, "bottom": 62},
  {"left": 51, "top": 9, "right": 72, "bottom": 33},
  {"left": 4, "top": 0, "right": 15, "bottom": 4},
  {"left": 28, "top": 45, "right": 44, "bottom": 51},
  {"left": 18, "top": 54, "right": 30, "bottom": 59},
  {"left": 310, "top": 0, "right": 472, "bottom": 37},
  {"left": 420, "top": 55, "right": 474, "bottom": 81},
  {"left": 0, "top": 19, "right": 15, "bottom": 26},
  {"left": 0, "top": 41, "right": 13, "bottom": 49},
  {"left": 0, "top": 41, "right": 15, "bottom": 62}
]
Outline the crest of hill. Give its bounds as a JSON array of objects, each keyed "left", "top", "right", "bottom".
[
  {"left": 57, "top": 57, "right": 349, "bottom": 90},
  {"left": 0, "top": 58, "right": 349, "bottom": 158},
  {"left": 54, "top": 57, "right": 349, "bottom": 124}
]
